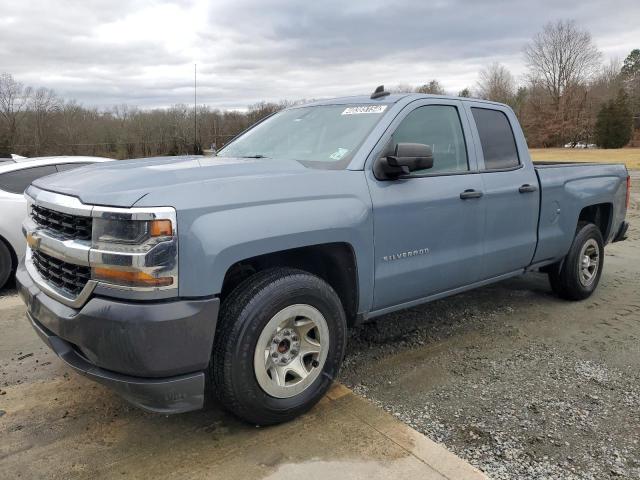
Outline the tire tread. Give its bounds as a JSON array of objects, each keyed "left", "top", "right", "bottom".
[
  {"left": 211, "top": 267, "right": 346, "bottom": 425},
  {"left": 548, "top": 222, "right": 603, "bottom": 301}
]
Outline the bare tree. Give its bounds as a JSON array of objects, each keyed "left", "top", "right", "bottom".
[
  {"left": 476, "top": 63, "right": 516, "bottom": 104},
  {"left": 30, "top": 87, "right": 60, "bottom": 154},
  {"left": 621, "top": 49, "right": 640, "bottom": 115},
  {"left": 416, "top": 80, "right": 445, "bottom": 95},
  {"left": 524, "top": 20, "right": 601, "bottom": 108},
  {"left": 389, "top": 83, "right": 415, "bottom": 93},
  {"left": 0, "top": 73, "right": 32, "bottom": 148}
]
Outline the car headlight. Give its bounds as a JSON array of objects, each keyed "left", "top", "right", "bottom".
[
  {"left": 90, "top": 207, "right": 178, "bottom": 290},
  {"left": 92, "top": 218, "right": 173, "bottom": 248}
]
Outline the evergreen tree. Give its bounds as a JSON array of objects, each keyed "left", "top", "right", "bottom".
[
  {"left": 595, "top": 89, "right": 633, "bottom": 148},
  {"left": 621, "top": 49, "right": 640, "bottom": 78}
]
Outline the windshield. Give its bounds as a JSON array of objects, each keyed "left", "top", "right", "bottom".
[{"left": 217, "top": 104, "right": 389, "bottom": 167}]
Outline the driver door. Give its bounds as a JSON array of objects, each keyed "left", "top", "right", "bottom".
[{"left": 366, "top": 100, "right": 486, "bottom": 312}]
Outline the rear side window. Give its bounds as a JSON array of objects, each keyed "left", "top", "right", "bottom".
[
  {"left": 471, "top": 108, "right": 519, "bottom": 170},
  {"left": 56, "top": 162, "right": 91, "bottom": 172},
  {"left": 0, "top": 165, "right": 58, "bottom": 194}
]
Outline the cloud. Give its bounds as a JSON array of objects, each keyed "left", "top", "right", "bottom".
[{"left": 1, "top": 0, "right": 638, "bottom": 109}]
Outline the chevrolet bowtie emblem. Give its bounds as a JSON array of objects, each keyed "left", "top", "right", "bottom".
[{"left": 26, "top": 232, "right": 41, "bottom": 249}]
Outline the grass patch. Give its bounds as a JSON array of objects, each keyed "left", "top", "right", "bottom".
[{"left": 529, "top": 148, "right": 640, "bottom": 170}]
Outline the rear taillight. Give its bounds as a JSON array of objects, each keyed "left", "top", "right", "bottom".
[{"left": 626, "top": 175, "right": 631, "bottom": 209}]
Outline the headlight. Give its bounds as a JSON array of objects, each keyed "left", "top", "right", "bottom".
[
  {"left": 89, "top": 207, "right": 178, "bottom": 291},
  {"left": 92, "top": 218, "right": 173, "bottom": 248}
]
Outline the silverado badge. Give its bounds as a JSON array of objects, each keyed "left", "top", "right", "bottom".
[{"left": 383, "top": 248, "right": 430, "bottom": 262}]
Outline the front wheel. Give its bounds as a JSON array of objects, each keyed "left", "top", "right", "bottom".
[
  {"left": 211, "top": 268, "right": 347, "bottom": 425},
  {"left": 548, "top": 223, "right": 604, "bottom": 300}
]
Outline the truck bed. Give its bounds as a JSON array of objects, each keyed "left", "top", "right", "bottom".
[
  {"left": 533, "top": 161, "right": 616, "bottom": 168},
  {"left": 532, "top": 161, "right": 628, "bottom": 264}
]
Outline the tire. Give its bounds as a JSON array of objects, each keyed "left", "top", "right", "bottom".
[
  {"left": 548, "top": 223, "right": 604, "bottom": 300},
  {"left": 211, "top": 268, "right": 347, "bottom": 425},
  {"left": 0, "top": 240, "right": 13, "bottom": 290}
]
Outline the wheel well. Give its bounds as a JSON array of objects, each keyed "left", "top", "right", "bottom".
[
  {"left": 578, "top": 203, "right": 612, "bottom": 240},
  {"left": 0, "top": 234, "right": 18, "bottom": 272},
  {"left": 221, "top": 243, "right": 359, "bottom": 326}
]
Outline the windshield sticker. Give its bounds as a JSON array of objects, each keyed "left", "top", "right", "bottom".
[
  {"left": 342, "top": 105, "right": 387, "bottom": 115},
  {"left": 329, "top": 148, "right": 349, "bottom": 160}
]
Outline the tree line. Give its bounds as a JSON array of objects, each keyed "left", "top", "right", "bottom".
[
  {"left": 394, "top": 22, "right": 638, "bottom": 148},
  {"left": 1, "top": 20, "right": 639, "bottom": 159},
  {"left": 0, "top": 80, "right": 291, "bottom": 159}
]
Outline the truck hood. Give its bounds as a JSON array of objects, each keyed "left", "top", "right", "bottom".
[{"left": 32, "top": 156, "right": 311, "bottom": 207}]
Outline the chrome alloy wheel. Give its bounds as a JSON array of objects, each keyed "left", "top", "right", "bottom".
[
  {"left": 578, "top": 238, "right": 600, "bottom": 287},
  {"left": 253, "top": 304, "right": 330, "bottom": 398}
]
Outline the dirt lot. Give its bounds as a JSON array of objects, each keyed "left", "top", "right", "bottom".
[{"left": 341, "top": 171, "right": 640, "bottom": 479}]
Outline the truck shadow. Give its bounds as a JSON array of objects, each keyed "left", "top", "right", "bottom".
[{"left": 346, "top": 271, "right": 557, "bottom": 352}]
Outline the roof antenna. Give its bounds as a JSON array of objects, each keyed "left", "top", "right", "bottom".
[{"left": 370, "top": 85, "right": 390, "bottom": 100}]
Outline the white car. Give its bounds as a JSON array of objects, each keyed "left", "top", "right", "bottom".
[{"left": 0, "top": 156, "right": 112, "bottom": 289}]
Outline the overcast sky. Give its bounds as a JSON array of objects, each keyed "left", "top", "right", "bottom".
[{"left": 1, "top": 0, "right": 639, "bottom": 110}]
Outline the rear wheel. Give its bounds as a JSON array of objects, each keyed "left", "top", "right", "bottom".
[
  {"left": 211, "top": 268, "right": 347, "bottom": 425},
  {"left": 0, "top": 241, "right": 13, "bottom": 290},
  {"left": 548, "top": 223, "right": 604, "bottom": 300}
]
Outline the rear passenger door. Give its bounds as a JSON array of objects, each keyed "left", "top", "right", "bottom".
[{"left": 464, "top": 103, "right": 539, "bottom": 278}]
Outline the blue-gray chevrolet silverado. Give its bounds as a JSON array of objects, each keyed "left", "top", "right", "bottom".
[{"left": 16, "top": 87, "right": 630, "bottom": 425}]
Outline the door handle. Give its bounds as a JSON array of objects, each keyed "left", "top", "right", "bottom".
[
  {"left": 519, "top": 184, "right": 537, "bottom": 193},
  {"left": 460, "top": 189, "right": 483, "bottom": 200}
]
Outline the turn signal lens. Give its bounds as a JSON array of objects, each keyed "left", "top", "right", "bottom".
[
  {"left": 150, "top": 219, "right": 173, "bottom": 237},
  {"left": 92, "top": 267, "right": 173, "bottom": 287}
]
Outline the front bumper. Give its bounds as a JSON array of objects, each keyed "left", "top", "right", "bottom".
[{"left": 16, "top": 260, "right": 220, "bottom": 414}]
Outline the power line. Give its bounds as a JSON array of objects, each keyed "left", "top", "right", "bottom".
[{"left": 194, "top": 63, "right": 197, "bottom": 152}]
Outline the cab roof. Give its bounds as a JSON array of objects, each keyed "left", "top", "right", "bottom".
[{"left": 299, "top": 92, "right": 508, "bottom": 108}]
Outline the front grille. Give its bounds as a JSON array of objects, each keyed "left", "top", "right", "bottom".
[
  {"left": 31, "top": 249, "right": 90, "bottom": 296},
  {"left": 31, "top": 205, "right": 92, "bottom": 241}
]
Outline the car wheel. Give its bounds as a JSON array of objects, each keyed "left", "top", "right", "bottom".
[
  {"left": 0, "top": 241, "right": 13, "bottom": 290},
  {"left": 211, "top": 268, "right": 347, "bottom": 425},
  {"left": 548, "top": 223, "right": 604, "bottom": 300}
]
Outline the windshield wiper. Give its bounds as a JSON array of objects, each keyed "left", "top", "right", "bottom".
[{"left": 240, "top": 154, "right": 269, "bottom": 159}]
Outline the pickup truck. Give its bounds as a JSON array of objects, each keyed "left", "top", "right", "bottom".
[{"left": 17, "top": 87, "right": 630, "bottom": 425}]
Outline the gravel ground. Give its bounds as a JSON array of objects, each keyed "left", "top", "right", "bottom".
[{"left": 340, "top": 172, "right": 640, "bottom": 479}]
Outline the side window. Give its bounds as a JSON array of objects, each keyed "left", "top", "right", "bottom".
[
  {"left": 56, "top": 162, "right": 91, "bottom": 172},
  {"left": 392, "top": 105, "right": 468, "bottom": 175},
  {"left": 471, "top": 108, "right": 520, "bottom": 170},
  {"left": 0, "top": 165, "right": 58, "bottom": 194}
]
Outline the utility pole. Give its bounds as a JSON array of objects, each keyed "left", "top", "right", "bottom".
[{"left": 194, "top": 63, "right": 197, "bottom": 154}]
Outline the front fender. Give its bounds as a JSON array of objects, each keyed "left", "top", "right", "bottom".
[{"left": 177, "top": 196, "right": 374, "bottom": 313}]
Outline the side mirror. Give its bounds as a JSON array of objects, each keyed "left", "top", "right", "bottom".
[{"left": 376, "top": 143, "right": 434, "bottom": 179}]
